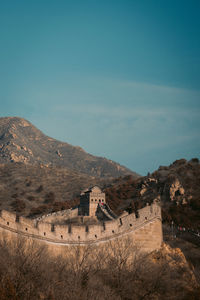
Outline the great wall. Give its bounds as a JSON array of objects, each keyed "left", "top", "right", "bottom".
[{"left": 0, "top": 186, "right": 163, "bottom": 253}]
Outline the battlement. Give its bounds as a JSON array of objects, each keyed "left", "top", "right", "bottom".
[{"left": 0, "top": 201, "right": 162, "bottom": 251}]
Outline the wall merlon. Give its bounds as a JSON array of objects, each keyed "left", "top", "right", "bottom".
[
  {"left": 37, "top": 222, "right": 52, "bottom": 235},
  {"left": 0, "top": 210, "right": 17, "bottom": 222},
  {"left": 19, "top": 216, "right": 36, "bottom": 228},
  {"left": 70, "top": 225, "right": 87, "bottom": 239}
]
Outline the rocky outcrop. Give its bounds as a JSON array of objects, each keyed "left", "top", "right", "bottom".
[
  {"left": 152, "top": 243, "right": 197, "bottom": 286},
  {"left": 169, "top": 178, "right": 185, "bottom": 202},
  {"left": 105, "top": 158, "right": 200, "bottom": 229}
]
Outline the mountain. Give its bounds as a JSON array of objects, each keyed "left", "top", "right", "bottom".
[
  {"left": 0, "top": 117, "right": 138, "bottom": 178},
  {"left": 0, "top": 116, "right": 139, "bottom": 217}
]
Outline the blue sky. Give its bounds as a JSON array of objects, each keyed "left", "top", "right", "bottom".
[{"left": 0, "top": 0, "right": 200, "bottom": 175}]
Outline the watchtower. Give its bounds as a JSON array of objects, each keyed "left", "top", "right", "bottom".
[{"left": 79, "top": 186, "right": 106, "bottom": 217}]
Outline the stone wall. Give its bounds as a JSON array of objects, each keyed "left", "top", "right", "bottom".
[
  {"left": 0, "top": 201, "right": 163, "bottom": 253},
  {"left": 36, "top": 208, "right": 79, "bottom": 223}
]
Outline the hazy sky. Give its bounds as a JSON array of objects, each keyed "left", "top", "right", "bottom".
[{"left": 0, "top": 0, "right": 200, "bottom": 175}]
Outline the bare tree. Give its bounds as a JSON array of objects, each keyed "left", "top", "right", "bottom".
[{"left": 0, "top": 235, "right": 199, "bottom": 300}]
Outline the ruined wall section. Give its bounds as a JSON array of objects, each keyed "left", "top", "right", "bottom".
[{"left": 0, "top": 201, "right": 162, "bottom": 252}]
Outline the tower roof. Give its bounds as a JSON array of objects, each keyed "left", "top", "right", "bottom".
[
  {"left": 90, "top": 186, "right": 102, "bottom": 193},
  {"left": 80, "top": 186, "right": 102, "bottom": 195}
]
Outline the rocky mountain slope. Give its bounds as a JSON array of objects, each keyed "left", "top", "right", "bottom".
[
  {"left": 0, "top": 116, "right": 139, "bottom": 217},
  {"left": 0, "top": 117, "right": 137, "bottom": 178},
  {"left": 105, "top": 158, "right": 200, "bottom": 230}
]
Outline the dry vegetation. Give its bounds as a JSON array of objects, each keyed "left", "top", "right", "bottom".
[
  {"left": 0, "top": 162, "right": 107, "bottom": 217},
  {"left": 163, "top": 224, "right": 200, "bottom": 286},
  {"left": 0, "top": 236, "right": 199, "bottom": 300},
  {"left": 105, "top": 159, "right": 200, "bottom": 230}
]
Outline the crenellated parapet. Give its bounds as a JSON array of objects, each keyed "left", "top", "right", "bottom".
[{"left": 0, "top": 201, "right": 162, "bottom": 251}]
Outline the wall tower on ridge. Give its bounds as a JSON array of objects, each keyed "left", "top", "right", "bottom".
[{"left": 79, "top": 186, "right": 106, "bottom": 217}]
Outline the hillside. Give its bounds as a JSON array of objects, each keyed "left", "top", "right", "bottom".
[
  {"left": 0, "top": 117, "right": 137, "bottom": 178},
  {"left": 0, "top": 116, "right": 140, "bottom": 217},
  {"left": 104, "top": 158, "right": 200, "bottom": 230},
  {"left": 0, "top": 162, "right": 109, "bottom": 217}
]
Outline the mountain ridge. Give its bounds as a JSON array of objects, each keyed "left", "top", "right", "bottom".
[{"left": 0, "top": 116, "right": 138, "bottom": 178}]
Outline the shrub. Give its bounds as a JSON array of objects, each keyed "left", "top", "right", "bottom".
[
  {"left": 11, "top": 200, "right": 26, "bottom": 213},
  {"left": 35, "top": 185, "right": 43, "bottom": 193}
]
